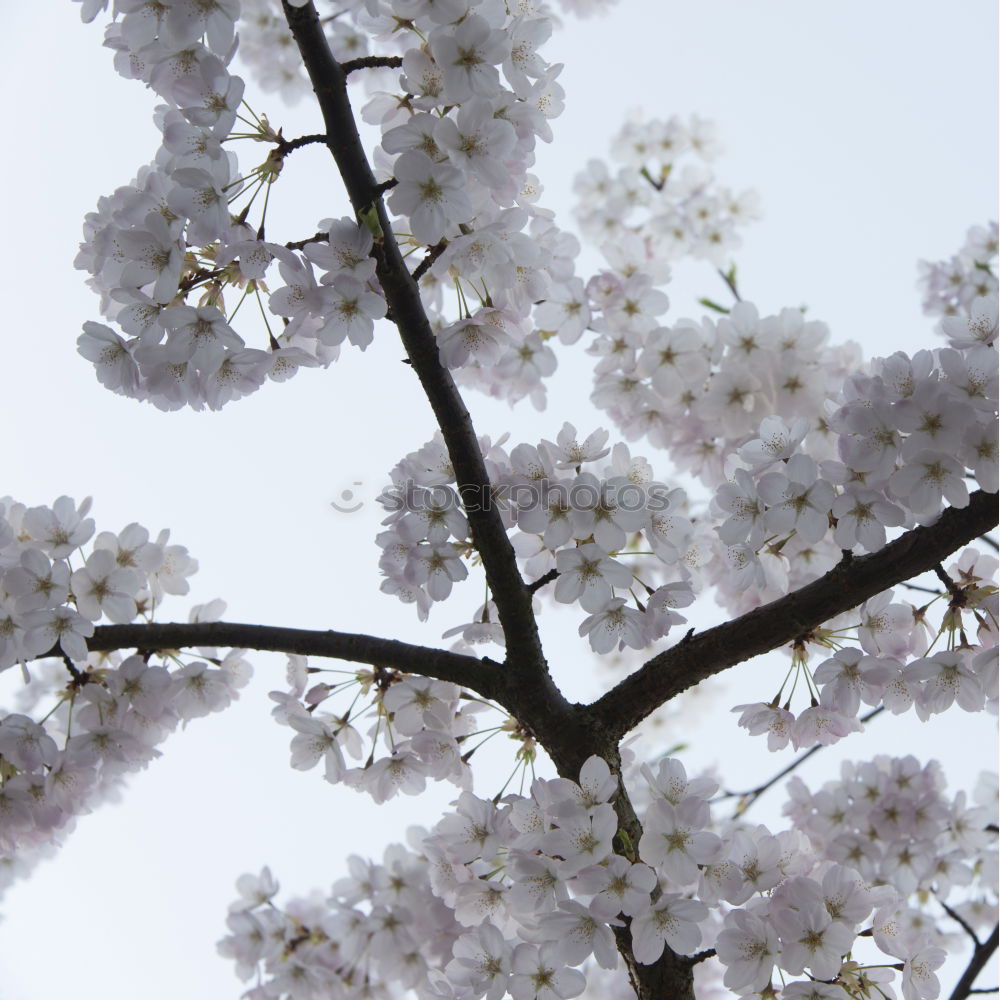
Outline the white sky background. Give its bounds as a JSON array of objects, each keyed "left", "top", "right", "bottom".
[{"left": 0, "top": 1, "right": 997, "bottom": 998}]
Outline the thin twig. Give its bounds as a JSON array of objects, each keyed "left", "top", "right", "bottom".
[
  {"left": 527, "top": 569, "right": 559, "bottom": 595},
  {"left": 718, "top": 707, "right": 885, "bottom": 817},
  {"left": 285, "top": 231, "right": 328, "bottom": 251},
  {"left": 688, "top": 948, "right": 716, "bottom": 966},
  {"left": 411, "top": 240, "right": 447, "bottom": 282},
  {"left": 940, "top": 896, "right": 983, "bottom": 946},
  {"left": 949, "top": 925, "right": 999, "bottom": 1000},
  {"left": 340, "top": 55, "right": 403, "bottom": 74},
  {"left": 717, "top": 267, "right": 742, "bottom": 302},
  {"left": 900, "top": 582, "right": 943, "bottom": 596},
  {"left": 934, "top": 563, "right": 965, "bottom": 603},
  {"left": 275, "top": 132, "right": 329, "bottom": 156}
]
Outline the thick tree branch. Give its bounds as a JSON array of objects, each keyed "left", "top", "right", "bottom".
[
  {"left": 950, "top": 925, "right": 999, "bottom": 1000},
  {"left": 79, "top": 622, "right": 504, "bottom": 701},
  {"left": 281, "top": 1, "right": 551, "bottom": 687},
  {"left": 589, "top": 491, "right": 998, "bottom": 739}
]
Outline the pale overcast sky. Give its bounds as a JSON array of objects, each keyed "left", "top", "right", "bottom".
[{"left": 0, "top": 2, "right": 996, "bottom": 998}]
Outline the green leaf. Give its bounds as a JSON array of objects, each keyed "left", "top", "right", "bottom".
[{"left": 698, "top": 297, "right": 730, "bottom": 314}]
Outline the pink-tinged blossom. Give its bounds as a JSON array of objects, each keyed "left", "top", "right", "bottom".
[
  {"left": 387, "top": 151, "right": 473, "bottom": 246},
  {"left": 901, "top": 946, "right": 947, "bottom": 1000},
  {"left": 941, "top": 294, "right": 998, "bottom": 348},
  {"left": 758, "top": 455, "right": 836, "bottom": 544},
  {"left": 572, "top": 855, "right": 655, "bottom": 919},
  {"left": 905, "top": 649, "right": 985, "bottom": 719},
  {"left": 78, "top": 322, "right": 141, "bottom": 395},
  {"left": 790, "top": 704, "right": 862, "bottom": 750},
  {"left": 772, "top": 898, "right": 855, "bottom": 979},
  {"left": 348, "top": 748, "right": 428, "bottom": 804},
  {"left": 858, "top": 590, "right": 915, "bottom": 658},
  {"left": 383, "top": 676, "right": 459, "bottom": 735},
  {"left": 23, "top": 606, "right": 94, "bottom": 662},
  {"left": 541, "top": 423, "right": 611, "bottom": 468},
  {"left": 5, "top": 550, "right": 70, "bottom": 612},
  {"left": 435, "top": 98, "right": 519, "bottom": 197},
  {"left": 160, "top": 304, "right": 244, "bottom": 367},
  {"left": 536, "top": 899, "right": 620, "bottom": 969},
  {"left": 554, "top": 544, "right": 632, "bottom": 613},
  {"left": 638, "top": 796, "right": 721, "bottom": 886},
  {"left": 715, "top": 907, "right": 779, "bottom": 993},
  {"left": 452, "top": 878, "right": 510, "bottom": 929},
  {"left": 578, "top": 597, "right": 648, "bottom": 653},
  {"left": 630, "top": 893, "right": 706, "bottom": 963},
  {"left": 430, "top": 16, "right": 508, "bottom": 104},
  {"left": 814, "top": 648, "right": 894, "bottom": 716},
  {"left": 574, "top": 755, "right": 620, "bottom": 809},
  {"left": 640, "top": 756, "right": 718, "bottom": 805},
  {"left": 287, "top": 713, "right": 347, "bottom": 784},
  {"left": 405, "top": 542, "right": 469, "bottom": 601},
  {"left": 168, "top": 163, "right": 235, "bottom": 245},
  {"left": 70, "top": 549, "right": 141, "bottom": 623},
  {"left": 315, "top": 275, "right": 386, "bottom": 350},
  {"left": 541, "top": 801, "right": 617, "bottom": 874},
  {"left": 714, "top": 468, "right": 767, "bottom": 547},
  {"left": 445, "top": 922, "right": 513, "bottom": 1000},
  {"left": 831, "top": 487, "right": 905, "bottom": 551},
  {"left": 23, "top": 497, "right": 94, "bottom": 559},
  {"left": 0, "top": 715, "right": 59, "bottom": 772},
  {"left": 889, "top": 450, "right": 969, "bottom": 519},
  {"left": 732, "top": 701, "right": 794, "bottom": 750}
]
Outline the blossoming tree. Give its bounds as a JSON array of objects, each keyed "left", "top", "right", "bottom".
[{"left": 2, "top": 1, "right": 998, "bottom": 998}]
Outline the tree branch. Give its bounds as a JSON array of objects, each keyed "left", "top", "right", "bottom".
[
  {"left": 950, "top": 925, "right": 999, "bottom": 1000},
  {"left": 527, "top": 568, "right": 559, "bottom": 594},
  {"left": 274, "top": 132, "right": 329, "bottom": 156},
  {"left": 589, "top": 491, "right": 998, "bottom": 739},
  {"left": 76, "top": 622, "right": 504, "bottom": 701},
  {"left": 340, "top": 55, "right": 403, "bottom": 74},
  {"left": 281, "top": 1, "right": 551, "bottom": 687},
  {"left": 940, "top": 897, "right": 982, "bottom": 947}
]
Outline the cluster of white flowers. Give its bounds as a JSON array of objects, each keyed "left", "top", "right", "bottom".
[
  {"left": 0, "top": 496, "right": 249, "bottom": 895},
  {"left": 574, "top": 113, "right": 761, "bottom": 270},
  {"left": 732, "top": 541, "right": 997, "bottom": 752},
  {"left": 359, "top": 0, "right": 587, "bottom": 410},
  {"left": 374, "top": 426, "right": 698, "bottom": 653},
  {"left": 269, "top": 654, "right": 495, "bottom": 804},
  {"left": 71, "top": 0, "right": 614, "bottom": 412},
  {"left": 574, "top": 276, "right": 997, "bottom": 606},
  {"left": 220, "top": 752, "right": 997, "bottom": 999},
  {"left": 917, "top": 222, "right": 998, "bottom": 319},
  {"left": 72, "top": 0, "right": 299, "bottom": 409}
]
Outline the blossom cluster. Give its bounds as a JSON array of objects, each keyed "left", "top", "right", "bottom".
[
  {"left": 0, "top": 496, "right": 249, "bottom": 895},
  {"left": 577, "top": 285, "right": 997, "bottom": 607},
  {"left": 574, "top": 113, "right": 761, "bottom": 270},
  {"left": 374, "top": 425, "right": 697, "bottom": 653},
  {"left": 269, "top": 654, "right": 493, "bottom": 805},
  {"left": 220, "top": 752, "right": 997, "bottom": 999},
  {"left": 917, "top": 222, "right": 998, "bottom": 320},
  {"left": 72, "top": 0, "right": 595, "bottom": 412},
  {"left": 731, "top": 539, "right": 997, "bottom": 752}
]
